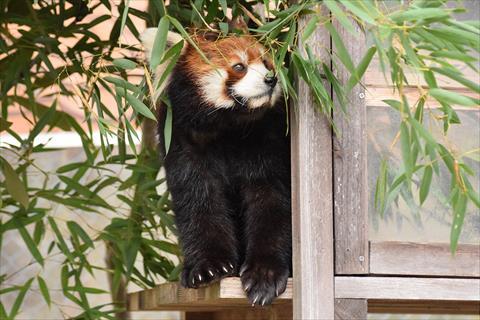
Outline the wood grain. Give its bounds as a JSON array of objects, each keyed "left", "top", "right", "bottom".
[
  {"left": 291, "top": 4, "right": 335, "bottom": 319},
  {"left": 183, "top": 304, "right": 292, "bottom": 320},
  {"left": 332, "top": 18, "right": 369, "bottom": 275},
  {"left": 370, "top": 241, "right": 480, "bottom": 277},
  {"left": 335, "top": 299, "right": 367, "bottom": 320},
  {"left": 368, "top": 299, "right": 480, "bottom": 315},
  {"left": 335, "top": 277, "right": 480, "bottom": 301},
  {"left": 128, "top": 276, "right": 480, "bottom": 311}
]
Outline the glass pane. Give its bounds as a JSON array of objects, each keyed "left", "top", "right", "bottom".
[{"left": 368, "top": 107, "right": 480, "bottom": 244}]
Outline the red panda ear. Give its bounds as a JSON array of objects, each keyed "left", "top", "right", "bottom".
[
  {"left": 202, "top": 30, "right": 221, "bottom": 42},
  {"left": 228, "top": 16, "right": 249, "bottom": 34}
]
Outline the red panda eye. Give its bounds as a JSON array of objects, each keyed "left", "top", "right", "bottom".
[
  {"left": 232, "top": 63, "right": 246, "bottom": 72},
  {"left": 263, "top": 59, "right": 271, "bottom": 70}
]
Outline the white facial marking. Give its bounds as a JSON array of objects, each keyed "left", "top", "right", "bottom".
[
  {"left": 232, "top": 63, "right": 271, "bottom": 99},
  {"left": 248, "top": 95, "right": 271, "bottom": 109},
  {"left": 199, "top": 70, "right": 235, "bottom": 109},
  {"left": 235, "top": 51, "right": 248, "bottom": 64},
  {"left": 231, "top": 62, "right": 282, "bottom": 108}
]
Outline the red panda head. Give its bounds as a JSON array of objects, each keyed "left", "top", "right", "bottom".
[
  {"left": 142, "top": 27, "right": 282, "bottom": 110},
  {"left": 183, "top": 33, "right": 282, "bottom": 110}
]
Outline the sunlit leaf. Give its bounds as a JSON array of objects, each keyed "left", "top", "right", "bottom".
[
  {"left": 164, "top": 100, "right": 173, "bottom": 155},
  {"left": 117, "top": 89, "right": 156, "bottom": 120},
  {"left": 429, "top": 88, "right": 477, "bottom": 107},
  {"left": 113, "top": 58, "right": 137, "bottom": 70},
  {"left": 150, "top": 16, "right": 170, "bottom": 69},
  {"left": 0, "top": 157, "right": 28, "bottom": 208}
]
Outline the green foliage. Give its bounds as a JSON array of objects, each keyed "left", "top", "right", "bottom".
[{"left": 0, "top": 0, "right": 478, "bottom": 318}]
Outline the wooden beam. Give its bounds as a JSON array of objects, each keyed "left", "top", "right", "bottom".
[
  {"left": 370, "top": 241, "right": 480, "bottom": 277},
  {"left": 128, "top": 276, "right": 480, "bottom": 312},
  {"left": 368, "top": 299, "right": 480, "bottom": 315},
  {"left": 365, "top": 86, "right": 478, "bottom": 110},
  {"left": 183, "top": 304, "right": 292, "bottom": 320},
  {"left": 335, "top": 277, "right": 480, "bottom": 301},
  {"left": 332, "top": 18, "right": 369, "bottom": 275},
  {"left": 291, "top": 4, "right": 334, "bottom": 319}
]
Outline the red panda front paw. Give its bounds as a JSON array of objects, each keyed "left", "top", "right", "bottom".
[
  {"left": 239, "top": 261, "right": 289, "bottom": 306},
  {"left": 181, "top": 259, "right": 236, "bottom": 288}
]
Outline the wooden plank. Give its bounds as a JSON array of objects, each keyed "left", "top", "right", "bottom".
[
  {"left": 335, "top": 277, "right": 480, "bottom": 301},
  {"left": 291, "top": 4, "right": 334, "bottom": 319},
  {"left": 128, "top": 276, "right": 480, "bottom": 312},
  {"left": 370, "top": 242, "right": 480, "bottom": 277},
  {"left": 368, "top": 299, "right": 480, "bottom": 315},
  {"left": 365, "top": 85, "right": 479, "bottom": 109},
  {"left": 184, "top": 304, "right": 292, "bottom": 320},
  {"left": 365, "top": 58, "right": 479, "bottom": 89},
  {"left": 127, "top": 278, "right": 291, "bottom": 312},
  {"left": 332, "top": 18, "right": 369, "bottom": 275},
  {"left": 335, "top": 299, "right": 367, "bottom": 320}
]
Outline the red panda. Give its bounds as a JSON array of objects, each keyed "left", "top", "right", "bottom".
[{"left": 141, "top": 19, "right": 291, "bottom": 307}]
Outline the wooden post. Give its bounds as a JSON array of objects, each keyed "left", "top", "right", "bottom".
[
  {"left": 291, "top": 5, "right": 334, "bottom": 319},
  {"left": 332, "top": 19, "right": 369, "bottom": 275}
]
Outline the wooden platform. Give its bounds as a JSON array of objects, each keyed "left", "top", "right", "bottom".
[{"left": 127, "top": 276, "right": 480, "bottom": 314}]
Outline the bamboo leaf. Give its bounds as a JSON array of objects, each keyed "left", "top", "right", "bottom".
[
  {"left": 400, "top": 122, "right": 412, "bottom": 181},
  {"left": 346, "top": 46, "right": 377, "bottom": 91},
  {"left": 112, "top": 58, "right": 136, "bottom": 70},
  {"left": 430, "top": 67, "right": 480, "bottom": 93},
  {"left": 219, "top": 0, "right": 227, "bottom": 16},
  {"left": 429, "top": 88, "right": 477, "bottom": 107},
  {"left": 339, "top": 0, "right": 376, "bottom": 25},
  {"left": 389, "top": 8, "right": 449, "bottom": 23},
  {"left": 16, "top": 220, "right": 44, "bottom": 266},
  {"left": 67, "top": 221, "right": 94, "bottom": 248},
  {"left": 37, "top": 276, "right": 51, "bottom": 307},
  {"left": 48, "top": 217, "right": 74, "bottom": 263},
  {"left": 164, "top": 100, "right": 173, "bottom": 154},
  {"left": 8, "top": 278, "right": 33, "bottom": 319},
  {"left": 29, "top": 100, "right": 57, "bottom": 141},
  {"left": 279, "top": 21, "right": 296, "bottom": 64},
  {"left": 324, "top": 0, "right": 356, "bottom": 35},
  {"left": 0, "top": 157, "right": 29, "bottom": 208},
  {"left": 326, "top": 22, "right": 355, "bottom": 74},
  {"left": 430, "top": 50, "right": 477, "bottom": 63},
  {"left": 450, "top": 191, "right": 467, "bottom": 254},
  {"left": 302, "top": 15, "right": 319, "bottom": 42},
  {"left": 119, "top": 0, "right": 130, "bottom": 36},
  {"left": 118, "top": 89, "right": 156, "bottom": 120},
  {"left": 419, "top": 165, "right": 433, "bottom": 205},
  {"left": 374, "top": 159, "right": 388, "bottom": 216},
  {"left": 467, "top": 188, "right": 480, "bottom": 209},
  {"left": 103, "top": 76, "right": 140, "bottom": 93},
  {"left": 150, "top": 16, "right": 170, "bottom": 69}
]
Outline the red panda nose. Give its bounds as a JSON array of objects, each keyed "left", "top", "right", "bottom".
[{"left": 264, "top": 75, "right": 277, "bottom": 88}]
